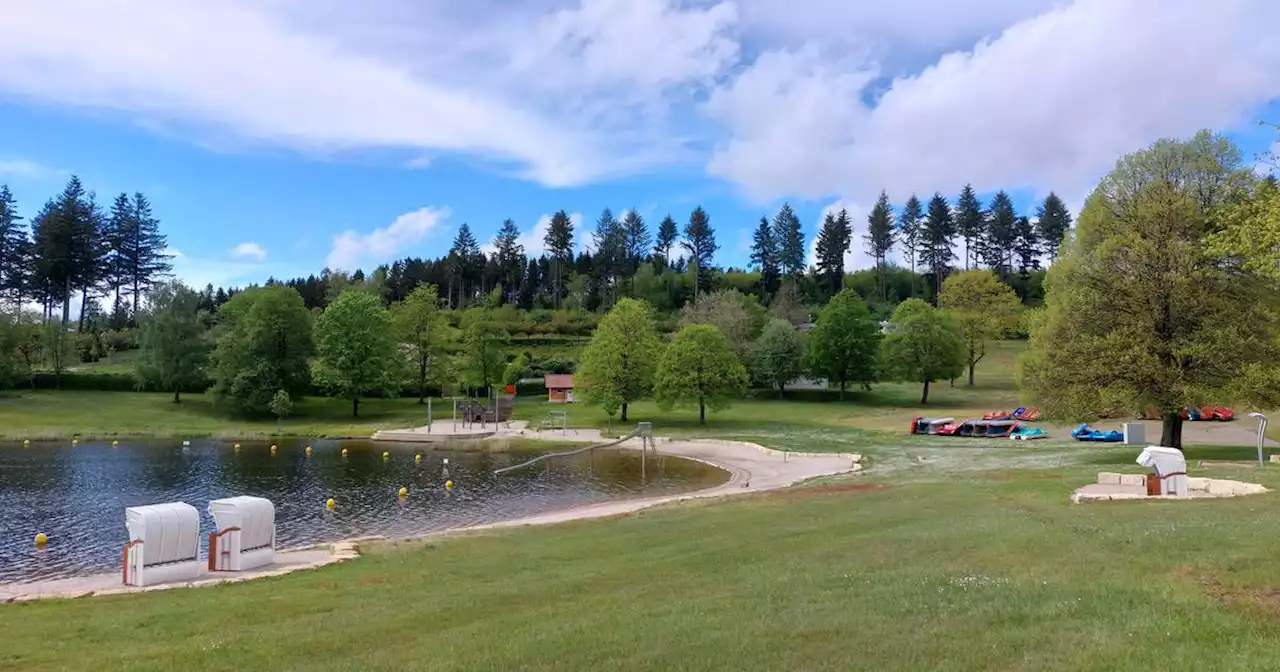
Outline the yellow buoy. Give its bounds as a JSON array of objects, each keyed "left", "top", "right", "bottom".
[
  {"left": 414, "top": 453, "right": 422, "bottom": 463},
  {"left": 382, "top": 451, "right": 390, "bottom": 460},
  {"left": 234, "top": 443, "right": 241, "bottom": 450},
  {"left": 34, "top": 532, "right": 48, "bottom": 546},
  {"left": 71, "top": 439, "right": 78, "bottom": 445},
  {"left": 398, "top": 486, "right": 408, "bottom": 497},
  {"left": 445, "top": 480, "right": 453, "bottom": 490},
  {"left": 111, "top": 440, "right": 119, "bottom": 447},
  {"left": 305, "top": 446, "right": 312, "bottom": 456},
  {"left": 326, "top": 498, "right": 336, "bottom": 509},
  {"left": 23, "top": 439, "right": 30, "bottom": 447},
  {"left": 270, "top": 445, "right": 278, "bottom": 455},
  {"left": 341, "top": 448, "right": 349, "bottom": 457}
]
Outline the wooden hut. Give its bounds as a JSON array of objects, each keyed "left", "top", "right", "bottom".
[{"left": 545, "top": 374, "right": 575, "bottom": 403}]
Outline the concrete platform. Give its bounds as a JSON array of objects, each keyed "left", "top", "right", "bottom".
[
  {"left": 372, "top": 421, "right": 530, "bottom": 442},
  {"left": 1072, "top": 473, "right": 1268, "bottom": 503}
]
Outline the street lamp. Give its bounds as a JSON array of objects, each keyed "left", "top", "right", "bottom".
[{"left": 1249, "top": 412, "right": 1268, "bottom": 466}]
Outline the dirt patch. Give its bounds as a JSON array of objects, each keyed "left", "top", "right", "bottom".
[
  {"left": 987, "top": 472, "right": 1064, "bottom": 482},
  {"left": 775, "top": 482, "right": 892, "bottom": 499},
  {"left": 1175, "top": 566, "right": 1280, "bottom": 618}
]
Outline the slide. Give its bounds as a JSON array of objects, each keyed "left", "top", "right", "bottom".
[{"left": 493, "top": 426, "right": 647, "bottom": 475}]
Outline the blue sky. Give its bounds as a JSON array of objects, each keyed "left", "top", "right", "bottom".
[{"left": 1, "top": 0, "right": 1278, "bottom": 290}]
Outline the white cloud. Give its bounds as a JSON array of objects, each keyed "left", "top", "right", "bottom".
[
  {"left": 229, "top": 241, "right": 267, "bottom": 261},
  {"left": 709, "top": 0, "right": 1280, "bottom": 203},
  {"left": 0, "top": 158, "right": 63, "bottom": 178},
  {"left": 404, "top": 156, "right": 432, "bottom": 169},
  {"left": 326, "top": 206, "right": 450, "bottom": 271}
]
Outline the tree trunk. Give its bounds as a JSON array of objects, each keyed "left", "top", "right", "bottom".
[
  {"left": 967, "top": 363, "right": 975, "bottom": 386},
  {"left": 699, "top": 399, "right": 706, "bottom": 425},
  {"left": 777, "top": 383, "right": 784, "bottom": 399},
  {"left": 418, "top": 356, "right": 428, "bottom": 404},
  {"left": 839, "top": 380, "right": 846, "bottom": 401},
  {"left": 621, "top": 402, "right": 628, "bottom": 422},
  {"left": 173, "top": 387, "right": 181, "bottom": 403},
  {"left": 352, "top": 396, "right": 360, "bottom": 418},
  {"left": 921, "top": 379, "right": 930, "bottom": 404},
  {"left": 1160, "top": 412, "right": 1183, "bottom": 450},
  {"left": 78, "top": 286, "right": 88, "bottom": 331}
]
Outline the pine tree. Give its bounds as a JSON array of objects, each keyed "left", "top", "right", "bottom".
[
  {"left": 1034, "top": 192, "right": 1073, "bottom": 260},
  {"left": 1013, "top": 215, "right": 1040, "bottom": 279},
  {"left": 447, "top": 223, "right": 482, "bottom": 308},
  {"left": 898, "top": 195, "right": 924, "bottom": 298},
  {"left": 592, "top": 208, "right": 627, "bottom": 308},
  {"left": 954, "top": 184, "right": 984, "bottom": 270},
  {"left": 118, "top": 192, "right": 171, "bottom": 323},
  {"left": 864, "top": 191, "right": 895, "bottom": 302},
  {"left": 980, "top": 191, "right": 1017, "bottom": 278},
  {"left": 75, "top": 193, "right": 108, "bottom": 331},
  {"left": 544, "top": 210, "right": 574, "bottom": 307},
  {"left": 774, "top": 203, "right": 805, "bottom": 278},
  {"left": 681, "top": 206, "right": 718, "bottom": 296},
  {"left": 920, "top": 193, "right": 956, "bottom": 299},
  {"left": 491, "top": 219, "right": 524, "bottom": 305},
  {"left": 0, "top": 185, "right": 29, "bottom": 311},
  {"left": 814, "top": 208, "right": 852, "bottom": 297},
  {"left": 103, "top": 193, "right": 132, "bottom": 326},
  {"left": 654, "top": 214, "right": 678, "bottom": 267},
  {"left": 749, "top": 216, "right": 780, "bottom": 296},
  {"left": 621, "top": 210, "right": 650, "bottom": 269}
]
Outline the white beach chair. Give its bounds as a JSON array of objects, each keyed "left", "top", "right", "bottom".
[
  {"left": 207, "top": 496, "right": 276, "bottom": 571},
  {"left": 123, "top": 502, "right": 202, "bottom": 587},
  {"left": 1136, "top": 446, "right": 1189, "bottom": 497}
]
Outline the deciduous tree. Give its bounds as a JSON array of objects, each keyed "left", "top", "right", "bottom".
[
  {"left": 654, "top": 324, "right": 748, "bottom": 424},
  {"left": 806, "top": 288, "right": 880, "bottom": 399},
  {"left": 752, "top": 318, "right": 806, "bottom": 397},
  {"left": 879, "top": 299, "right": 964, "bottom": 404},
  {"left": 137, "top": 281, "right": 210, "bottom": 402},
  {"left": 210, "top": 285, "right": 315, "bottom": 415},
  {"left": 679, "top": 288, "right": 765, "bottom": 365},
  {"left": 392, "top": 284, "right": 444, "bottom": 403},
  {"left": 938, "top": 270, "right": 1021, "bottom": 386},
  {"left": 577, "top": 298, "right": 662, "bottom": 421},
  {"left": 315, "top": 290, "right": 400, "bottom": 417}
]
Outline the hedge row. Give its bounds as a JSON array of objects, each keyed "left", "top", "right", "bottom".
[{"left": 20, "top": 371, "right": 553, "bottom": 399}]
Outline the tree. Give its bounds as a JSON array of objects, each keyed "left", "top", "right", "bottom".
[
  {"left": 774, "top": 203, "right": 805, "bottom": 279},
  {"left": 503, "top": 352, "right": 529, "bottom": 385},
  {"left": 864, "top": 191, "right": 895, "bottom": 302},
  {"left": 654, "top": 324, "right": 748, "bottom": 424},
  {"left": 1020, "top": 132, "right": 1279, "bottom": 449},
  {"left": 1034, "top": 192, "right": 1073, "bottom": 261},
  {"left": 679, "top": 289, "right": 765, "bottom": 365},
  {"left": 807, "top": 288, "right": 880, "bottom": 399},
  {"left": 920, "top": 193, "right": 956, "bottom": 299},
  {"left": 210, "top": 285, "right": 315, "bottom": 415},
  {"left": 653, "top": 215, "right": 679, "bottom": 266},
  {"left": 463, "top": 320, "right": 510, "bottom": 393},
  {"left": 980, "top": 191, "right": 1017, "bottom": 278},
  {"left": 898, "top": 195, "right": 924, "bottom": 297},
  {"left": 938, "top": 270, "right": 1021, "bottom": 386},
  {"left": 118, "top": 192, "right": 171, "bottom": 322},
  {"left": 544, "top": 210, "right": 575, "bottom": 307},
  {"left": 681, "top": 206, "right": 718, "bottom": 296},
  {"left": 814, "top": 208, "right": 852, "bottom": 297},
  {"left": 592, "top": 208, "right": 626, "bottom": 308},
  {"left": 750, "top": 216, "right": 780, "bottom": 297},
  {"left": 447, "top": 223, "right": 482, "bottom": 308},
  {"left": 955, "top": 184, "right": 984, "bottom": 270},
  {"left": 621, "top": 209, "right": 650, "bottom": 269},
  {"left": 879, "top": 299, "right": 964, "bottom": 404},
  {"left": 1012, "top": 216, "right": 1040, "bottom": 281},
  {"left": 269, "top": 389, "right": 293, "bottom": 432},
  {"left": 768, "top": 278, "right": 808, "bottom": 325},
  {"left": 491, "top": 219, "right": 524, "bottom": 305},
  {"left": 1209, "top": 177, "right": 1280, "bottom": 282},
  {"left": 752, "top": 318, "right": 806, "bottom": 397},
  {"left": 0, "top": 185, "right": 29, "bottom": 313},
  {"left": 391, "top": 284, "right": 444, "bottom": 403},
  {"left": 315, "top": 290, "right": 400, "bottom": 417},
  {"left": 136, "top": 282, "right": 210, "bottom": 402},
  {"left": 577, "top": 298, "right": 662, "bottom": 422}
]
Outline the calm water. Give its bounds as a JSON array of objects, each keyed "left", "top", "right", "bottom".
[{"left": 0, "top": 439, "right": 726, "bottom": 583}]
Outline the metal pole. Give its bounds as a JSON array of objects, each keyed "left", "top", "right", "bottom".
[
  {"left": 1250, "top": 412, "right": 1268, "bottom": 466},
  {"left": 427, "top": 397, "right": 432, "bottom": 433}
]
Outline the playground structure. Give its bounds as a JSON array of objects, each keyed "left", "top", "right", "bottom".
[
  {"left": 537, "top": 409, "right": 577, "bottom": 435},
  {"left": 454, "top": 388, "right": 516, "bottom": 430},
  {"left": 495, "top": 422, "right": 659, "bottom": 479}
]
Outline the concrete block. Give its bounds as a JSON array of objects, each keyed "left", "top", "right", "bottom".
[
  {"left": 1097, "top": 472, "right": 1122, "bottom": 485},
  {"left": 1206, "top": 479, "right": 1237, "bottom": 496},
  {"left": 1119, "top": 474, "right": 1147, "bottom": 486},
  {"left": 1187, "top": 477, "right": 1210, "bottom": 491}
]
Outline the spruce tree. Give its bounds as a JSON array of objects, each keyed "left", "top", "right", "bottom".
[
  {"left": 681, "top": 206, "right": 718, "bottom": 296},
  {"left": 104, "top": 193, "right": 132, "bottom": 326},
  {"left": 981, "top": 191, "right": 1018, "bottom": 278},
  {"left": 118, "top": 192, "right": 171, "bottom": 323},
  {"left": 654, "top": 214, "right": 678, "bottom": 266},
  {"left": 864, "top": 191, "right": 895, "bottom": 302},
  {"left": 954, "top": 184, "right": 984, "bottom": 270},
  {"left": 920, "top": 193, "right": 956, "bottom": 299},
  {"left": 543, "top": 210, "right": 574, "bottom": 307},
  {"left": 0, "top": 185, "right": 29, "bottom": 311},
  {"left": 774, "top": 203, "right": 805, "bottom": 278},
  {"left": 621, "top": 210, "right": 650, "bottom": 269},
  {"left": 591, "top": 208, "right": 626, "bottom": 307},
  {"left": 447, "top": 223, "right": 482, "bottom": 307},
  {"left": 898, "top": 194, "right": 924, "bottom": 297},
  {"left": 749, "top": 216, "right": 780, "bottom": 296},
  {"left": 1034, "top": 192, "right": 1073, "bottom": 260},
  {"left": 1013, "top": 215, "right": 1040, "bottom": 279},
  {"left": 814, "top": 208, "right": 852, "bottom": 297},
  {"left": 491, "top": 219, "right": 524, "bottom": 305}
]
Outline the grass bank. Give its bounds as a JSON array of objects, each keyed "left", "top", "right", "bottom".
[{"left": 4, "top": 461, "right": 1280, "bottom": 670}]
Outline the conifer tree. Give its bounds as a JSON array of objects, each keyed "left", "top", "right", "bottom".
[
  {"left": 864, "top": 191, "right": 895, "bottom": 302},
  {"left": 954, "top": 184, "right": 984, "bottom": 269},
  {"left": 898, "top": 194, "right": 924, "bottom": 297},
  {"left": 814, "top": 208, "right": 852, "bottom": 297},
  {"left": 774, "top": 203, "right": 805, "bottom": 278},
  {"left": 919, "top": 193, "right": 956, "bottom": 299},
  {"left": 544, "top": 210, "right": 574, "bottom": 307},
  {"left": 491, "top": 219, "right": 524, "bottom": 304},
  {"left": 749, "top": 216, "right": 780, "bottom": 297},
  {"left": 1034, "top": 192, "right": 1073, "bottom": 260},
  {"left": 981, "top": 191, "right": 1018, "bottom": 278},
  {"left": 0, "top": 185, "right": 29, "bottom": 312},
  {"left": 681, "top": 206, "right": 718, "bottom": 296},
  {"left": 119, "top": 192, "right": 171, "bottom": 322},
  {"left": 654, "top": 214, "right": 678, "bottom": 267}
]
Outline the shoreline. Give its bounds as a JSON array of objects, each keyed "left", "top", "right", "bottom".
[{"left": 0, "top": 437, "right": 862, "bottom": 603}]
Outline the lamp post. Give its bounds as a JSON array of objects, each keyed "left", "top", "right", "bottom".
[{"left": 1249, "top": 412, "right": 1268, "bottom": 466}]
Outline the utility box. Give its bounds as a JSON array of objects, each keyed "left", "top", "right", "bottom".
[{"left": 1123, "top": 423, "right": 1146, "bottom": 445}]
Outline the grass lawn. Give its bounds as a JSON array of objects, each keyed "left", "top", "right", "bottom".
[{"left": 5, "top": 458, "right": 1280, "bottom": 670}]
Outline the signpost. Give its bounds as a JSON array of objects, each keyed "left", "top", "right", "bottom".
[{"left": 1249, "top": 412, "right": 1268, "bottom": 466}]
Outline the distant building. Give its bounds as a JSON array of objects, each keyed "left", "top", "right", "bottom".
[{"left": 544, "top": 374, "right": 575, "bottom": 403}]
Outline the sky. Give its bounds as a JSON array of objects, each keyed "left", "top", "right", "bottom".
[{"left": 1, "top": 0, "right": 1279, "bottom": 290}]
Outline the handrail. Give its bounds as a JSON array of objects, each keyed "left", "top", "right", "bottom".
[
  {"left": 208, "top": 526, "right": 242, "bottom": 571},
  {"left": 494, "top": 427, "right": 643, "bottom": 475},
  {"left": 121, "top": 538, "right": 143, "bottom": 584}
]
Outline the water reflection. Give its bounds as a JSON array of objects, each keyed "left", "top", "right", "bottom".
[{"left": 0, "top": 439, "right": 726, "bottom": 583}]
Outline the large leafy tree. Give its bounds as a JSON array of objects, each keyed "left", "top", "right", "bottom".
[
  {"left": 864, "top": 191, "right": 895, "bottom": 302},
  {"left": 463, "top": 320, "right": 510, "bottom": 392},
  {"left": 210, "top": 285, "right": 315, "bottom": 415},
  {"left": 879, "top": 299, "right": 965, "bottom": 404},
  {"left": 654, "top": 324, "right": 748, "bottom": 424},
  {"left": 136, "top": 281, "right": 210, "bottom": 402},
  {"left": 681, "top": 206, "right": 718, "bottom": 296},
  {"left": 749, "top": 216, "right": 780, "bottom": 297},
  {"left": 315, "top": 290, "right": 400, "bottom": 417},
  {"left": 679, "top": 288, "right": 765, "bottom": 365},
  {"left": 752, "top": 318, "right": 806, "bottom": 397},
  {"left": 1034, "top": 192, "right": 1073, "bottom": 260},
  {"left": 898, "top": 195, "right": 924, "bottom": 298},
  {"left": 954, "top": 184, "right": 984, "bottom": 270},
  {"left": 1019, "top": 130, "right": 1278, "bottom": 449},
  {"left": 1209, "top": 177, "right": 1280, "bottom": 281},
  {"left": 774, "top": 203, "right": 805, "bottom": 278},
  {"left": 577, "top": 297, "right": 662, "bottom": 422},
  {"left": 392, "top": 283, "right": 444, "bottom": 403},
  {"left": 814, "top": 208, "right": 853, "bottom": 297},
  {"left": 544, "top": 210, "right": 575, "bottom": 306},
  {"left": 938, "top": 270, "right": 1021, "bottom": 386},
  {"left": 807, "top": 288, "right": 880, "bottom": 399},
  {"left": 919, "top": 193, "right": 956, "bottom": 299}
]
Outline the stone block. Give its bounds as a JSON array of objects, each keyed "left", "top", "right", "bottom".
[
  {"left": 1187, "top": 477, "right": 1210, "bottom": 491},
  {"left": 1097, "top": 472, "right": 1122, "bottom": 485},
  {"left": 1206, "top": 479, "right": 1237, "bottom": 496},
  {"left": 1119, "top": 474, "right": 1147, "bottom": 486}
]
